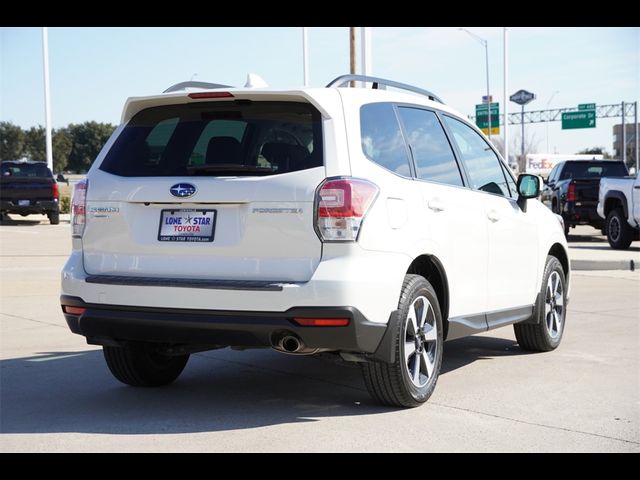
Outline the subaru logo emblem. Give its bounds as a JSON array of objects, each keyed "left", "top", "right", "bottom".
[{"left": 169, "top": 183, "right": 197, "bottom": 198}]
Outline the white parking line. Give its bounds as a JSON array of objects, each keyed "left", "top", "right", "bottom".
[{"left": 26, "top": 353, "right": 84, "bottom": 362}]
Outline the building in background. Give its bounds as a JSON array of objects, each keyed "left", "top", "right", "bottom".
[{"left": 613, "top": 123, "right": 639, "bottom": 168}]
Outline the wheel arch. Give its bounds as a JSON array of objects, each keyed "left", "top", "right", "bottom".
[
  {"left": 548, "top": 242, "right": 570, "bottom": 284},
  {"left": 603, "top": 191, "right": 627, "bottom": 218},
  {"left": 406, "top": 254, "right": 450, "bottom": 339}
]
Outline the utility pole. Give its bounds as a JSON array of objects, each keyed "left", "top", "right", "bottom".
[
  {"left": 503, "top": 27, "right": 508, "bottom": 163},
  {"left": 349, "top": 27, "right": 356, "bottom": 87},
  {"left": 42, "top": 27, "right": 53, "bottom": 172},
  {"left": 302, "top": 27, "right": 309, "bottom": 86}
]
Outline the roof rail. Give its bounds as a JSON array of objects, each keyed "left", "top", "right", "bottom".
[
  {"left": 163, "top": 81, "right": 233, "bottom": 93},
  {"left": 326, "top": 74, "right": 444, "bottom": 104}
]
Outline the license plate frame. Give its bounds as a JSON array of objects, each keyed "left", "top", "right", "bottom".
[{"left": 157, "top": 209, "right": 217, "bottom": 243}]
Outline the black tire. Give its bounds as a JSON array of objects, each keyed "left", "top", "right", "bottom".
[
  {"left": 48, "top": 210, "right": 60, "bottom": 225},
  {"left": 361, "top": 274, "right": 443, "bottom": 408},
  {"left": 103, "top": 342, "right": 189, "bottom": 387},
  {"left": 514, "top": 256, "right": 566, "bottom": 352},
  {"left": 606, "top": 208, "right": 633, "bottom": 250}
]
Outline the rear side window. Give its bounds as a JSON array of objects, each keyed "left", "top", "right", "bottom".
[
  {"left": 397, "top": 107, "right": 463, "bottom": 187},
  {"left": 99, "top": 101, "right": 323, "bottom": 177},
  {"left": 1, "top": 163, "right": 52, "bottom": 178},
  {"left": 360, "top": 103, "right": 411, "bottom": 177},
  {"left": 559, "top": 161, "right": 628, "bottom": 180}
]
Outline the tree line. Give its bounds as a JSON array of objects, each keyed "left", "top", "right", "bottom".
[{"left": 0, "top": 121, "right": 116, "bottom": 173}]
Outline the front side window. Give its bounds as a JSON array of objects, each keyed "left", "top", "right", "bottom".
[
  {"left": 99, "top": 101, "right": 322, "bottom": 177},
  {"left": 443, "top": 115, "right": 510, "bottom": 197},
  {"left": 360, "top": 103, "right": 411, "bottom": 177},
  {"left": 397, "top": 107, "right": 463, "bottom": 187}
]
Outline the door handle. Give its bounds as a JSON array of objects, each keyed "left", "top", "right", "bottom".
[
  {"left": 487, "top": 209, "right": 500, "bottom": 222},
  {"left": 427, "top": 198, "right": 445, "bottom": 212},
  {"left": 634, "top": 185, "right": 640, "bottom": 189}
]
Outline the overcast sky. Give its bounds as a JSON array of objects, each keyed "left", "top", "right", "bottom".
[{"left": 1, "top": 27, "right": 638, "bottom": 158}]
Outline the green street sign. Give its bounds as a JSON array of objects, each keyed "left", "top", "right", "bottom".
[
  {"left": 562, "top": 110, "right": 596, "bottom": 129},
  {"left": 578, "top": 103, "right": 596, "bottom": 111},
  {"left": 475, "top": 102, "right": 499, "bottom": 129}
]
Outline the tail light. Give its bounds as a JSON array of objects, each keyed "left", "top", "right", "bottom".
[
  {"left": 567, "top": 182, "right": 576, "bottom": 202},
  {"left": 52, "top": 182, "right": 59, "bottom": 201},
  {"left": 315, "top": 177, "right": 378, "bottom": 242},
  {"left": 71, "top": 179, "right": 88, "bottom": 237}
]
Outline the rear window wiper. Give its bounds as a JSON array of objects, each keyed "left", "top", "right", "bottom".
[{"left": 185, "top": 164, "right": 277, "bottom": 175}]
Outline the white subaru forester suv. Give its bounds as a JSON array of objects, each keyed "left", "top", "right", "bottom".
[{"left": 61, "top": 75, "right": 570, "bottom": 407}]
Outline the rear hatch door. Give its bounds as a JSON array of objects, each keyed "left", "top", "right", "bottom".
[{"left": 83, "top": 99, "right": 325, "bottom": 283}]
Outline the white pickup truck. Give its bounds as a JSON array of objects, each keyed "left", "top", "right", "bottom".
[{"left": 597, "top": 174, "right": 640, "bottom": 249}]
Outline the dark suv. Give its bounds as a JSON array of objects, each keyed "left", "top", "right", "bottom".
[{"left": 0, "top": 160, "right": 60, "bottom": 224}]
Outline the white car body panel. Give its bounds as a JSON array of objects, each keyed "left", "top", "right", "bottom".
[{"left": 62, "top": 82, "right": 570, "bottom": 336}]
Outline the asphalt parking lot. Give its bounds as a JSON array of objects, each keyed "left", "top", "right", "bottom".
[{"left": 1, "top": 215, "right": 638, "bottom": 452}]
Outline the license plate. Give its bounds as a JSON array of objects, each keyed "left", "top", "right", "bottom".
[
  {"left": 18, "top": 200, "right": 30, "bottom": 206},
  {"left": 158, "top": 209, "right": 216, "bottom": 242}
]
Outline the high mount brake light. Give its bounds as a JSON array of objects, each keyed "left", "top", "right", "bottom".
[{"left": 188, "top": 92, "right": 234, "bottom": 99}]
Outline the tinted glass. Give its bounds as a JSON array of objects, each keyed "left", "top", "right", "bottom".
[
  {"left": 443, "top": 116, "right": 510, "bottom": 197},
  {"left": 501, "top": 162, "right": 518, "bottom": 198},
  {"left": 398, "top": 107, "right": 463, "bottom": 186},
  {"left": 1, "top": 162, "right": 52, "bottom": 178},
  {"left": 99, "top": 101, "right": 322, "bottom": 177},
  {"left": 559, "top": 161, "right": 628, "bottom": 180},
  {"left": 360, "top": 103, "right": 411, "bottom": 176}
]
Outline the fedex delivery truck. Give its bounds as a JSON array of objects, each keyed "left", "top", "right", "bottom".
[{"left": 526, "top": 154, "right": 604, "bottom": 178}]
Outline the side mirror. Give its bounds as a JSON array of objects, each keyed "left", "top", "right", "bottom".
[{"left": 516, "top": 174, "right": 540, "bottom": 212}]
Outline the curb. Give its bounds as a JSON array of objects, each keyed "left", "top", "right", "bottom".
[{"left": 571, "top": 259, "right": 636, "bottom": 271}]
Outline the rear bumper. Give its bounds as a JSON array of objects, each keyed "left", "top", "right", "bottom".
[
  {"left": 61, "top": 246, "right": 409, "bottom": 325},
  {"left": 563, "top": 203, "right": 602, "bottom": 227},
  {"left": 0, "top": 199, "right": 58, "bottom": 215},
  {"left": 60, "top": 294, "right": 388, "bottom": 354}
]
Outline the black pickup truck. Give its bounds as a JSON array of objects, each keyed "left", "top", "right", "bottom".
[
  {"left": 0, "top": 160, "right": 60, "bottom": 224},
  {"left": 541, "top": 160, "right": 628, "bottom": 237}
]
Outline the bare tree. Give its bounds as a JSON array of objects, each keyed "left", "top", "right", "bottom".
[{"left": 510, "top": 129, "right": 542, "bottom": 172}]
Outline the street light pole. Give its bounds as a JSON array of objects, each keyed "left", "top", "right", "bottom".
[
  {"left": 545, "top": 90, "right": 559, "bottom": 152},
  {"left": 42, "top": 27, "right": 53, "bottom": 172},
  {"left": 460, "top": 28, "right": 491, "bottom": 139},
  {"left": 503, "top": 27, "right": 508, "bottom": 163},
  {"left": 302, "top": 27, "right": 309, "bottom": 86}
]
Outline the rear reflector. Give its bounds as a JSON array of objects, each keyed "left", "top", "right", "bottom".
[
  {"left": 293, "top": 318, "right": 350, "bottom": 327},
  {"left": 188, "top": 92, "right": 234, "bottom": 99},
  {"left": 63, "top": 306, "right": 86, "bottom": 315}
]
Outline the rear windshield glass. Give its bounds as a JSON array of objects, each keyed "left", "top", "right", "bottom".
[
  {"left": 100, "top": 101, "right": 323, "bottom": 177},
  {"left": 559, "top": 161, "right": 628, "bottom": 180},
  {"left": 1, "top": 163, "right": 52, "bottom": 178}
]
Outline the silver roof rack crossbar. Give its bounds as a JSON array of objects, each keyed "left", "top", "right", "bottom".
[
  {"left": 326, "top": 74, "right": 444, "bottom": 104},
  {"left": 163, "top": 81, "right": 233, "bottom": 93}
]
